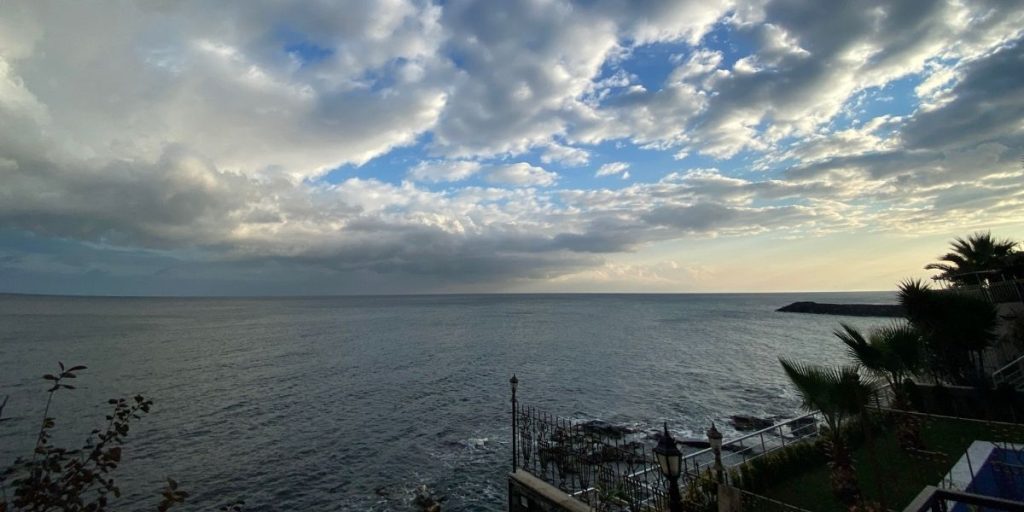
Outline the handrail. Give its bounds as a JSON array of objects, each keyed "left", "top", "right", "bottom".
[
  {"left": 904, "top": 485, "right": 1024, "bottom": 511},
  {"left": 694, "top": 412, "right": 820, "bottom": 460},
  {"left": 940, "top": 277, "right": 1024, "bottom": 304},
  {"left": 994, "top": 353, "right": 1024, "bottom": 379},
  {"left": 628, "top": 410, "right": 824, "bottom": 480},
  {"left": 708, "top": 409, "right": 819, "bottom": 454}
]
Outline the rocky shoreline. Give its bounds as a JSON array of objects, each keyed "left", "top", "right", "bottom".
[{"left": 776, "top": 301, "right": 903, "bottom": 318}]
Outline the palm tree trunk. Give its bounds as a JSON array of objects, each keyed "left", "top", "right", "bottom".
[{"left": 825, "top": 435, "right": 860, "bottom": 505}]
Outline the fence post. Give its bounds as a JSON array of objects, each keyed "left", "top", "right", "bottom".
[{"left": 511, "top": 374, "right": 518, "bottom": 473}]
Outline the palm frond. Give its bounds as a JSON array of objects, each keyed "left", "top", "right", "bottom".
[
  {"left": 779, "top": 358, "right": 871, "bottom": 434},
  {"left": 834, "top": 323, "right": 883, "bottom": 372}
]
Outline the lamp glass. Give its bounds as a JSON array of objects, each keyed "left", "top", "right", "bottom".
[
  {"left": 707, "top": 423, "right": 723, "bottom": 452},
  {"left": 662, "top": 452, "right": 680, "bottom": 479},
  {"left": 653, "top": 426, "right": 682, "bottom": 479},
  {"left": 656, "top": 452, "right": 671, "bottom": 478}
]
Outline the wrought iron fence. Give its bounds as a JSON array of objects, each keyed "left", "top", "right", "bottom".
[{"left": 513, "top": 403, "right": 669, "bottom": 511}]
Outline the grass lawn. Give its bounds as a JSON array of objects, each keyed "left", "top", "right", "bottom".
[{"left": 760, "top": 414, "right": 1024, "bottom": 511}]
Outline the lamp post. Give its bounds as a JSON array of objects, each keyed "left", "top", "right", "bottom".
[
  {"left": 510, "top": 374, "right": 518, "bottom": 473},
  {"left": 707, "top": 422, "right": 724, "bottom": 484},
  {"left": 653, "top": 422, "right": 682, "bottom": 512}
]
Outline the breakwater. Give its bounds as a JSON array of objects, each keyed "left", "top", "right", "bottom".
[{"left": 777, "top": 301, "right": 903, "bottom": 317}]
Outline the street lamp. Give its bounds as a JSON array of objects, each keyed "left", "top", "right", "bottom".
[
  {"left": 707, "top": 422, "right": 724, "bottom": 484},
  {"left": 653, "top": 422, "right": 682, "bottom": 512},
  {"left": 510, "top": 374, "right": 518, "bottom": 473}
]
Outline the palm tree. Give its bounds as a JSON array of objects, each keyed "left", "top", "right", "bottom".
[
  {"left": 899, "top": 279, "right": 998, "bottom": 385},
  {"left": 779, "top": 359, "right": 872, "bottom": 504},
  {"left": 834, "top": 322, "right": 922, "bottom": 404},
  {"left": 925, "top": 232, "right": 1017, "bottom": 285},
  {"left": 835, "top": 322, "right": 925, "bottom": 451}
]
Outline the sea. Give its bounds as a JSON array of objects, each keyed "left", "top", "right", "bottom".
[{"left": 0, "top": 292, "right": 895, "bottom": 511}]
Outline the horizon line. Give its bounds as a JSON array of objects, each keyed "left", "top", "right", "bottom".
[{"left": 0, "top": 289, "right": 897, "bottom": 300}]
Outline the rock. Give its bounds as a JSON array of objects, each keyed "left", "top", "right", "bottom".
[
  {"left": 579, "top": 419, "right": 635, "bottom": 439},
  {"left": 678, "top": 438, "right": 711, "bottom": 449},
  {"left": 413, "top": 485, "right": 444, "bottom": 512},
  {"left": 585, "top": 441, "right": 647, "bottom": 464},
  {"left": 729, "top": 415, "right": 774, "bottom": 431},
  {"left": 787, "top": 417, "right": 817, "bottom": 435},
  {"left": 776, "top": 301, "right": 903, "bottom": 318}
]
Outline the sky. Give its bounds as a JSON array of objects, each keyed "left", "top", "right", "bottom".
[{"left": 0, "top": 0, "right": 1022, "bottom": 296}]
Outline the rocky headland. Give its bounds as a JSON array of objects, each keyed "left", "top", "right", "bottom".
[{"left": 776, "top": 301, "right": 904, "bottom": 318}]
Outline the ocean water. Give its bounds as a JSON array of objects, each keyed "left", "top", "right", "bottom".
[{"left": 0, "top": 292, "right": 895, "bottom": 511}]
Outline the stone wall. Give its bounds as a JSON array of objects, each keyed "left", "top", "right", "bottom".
[{"left": 507, "top": 470, "right": 591, "bottom": 512}]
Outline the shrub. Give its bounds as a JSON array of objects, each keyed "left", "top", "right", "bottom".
[
  {"left": 0, "top": 363, "right": 185, "bottom": 512},
  {"left": 729, "top": 440, "right": 826, "bottom": 493}
]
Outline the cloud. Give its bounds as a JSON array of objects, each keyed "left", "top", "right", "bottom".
[
  {"left": 775, "top": 39, "right": 1024, "bottom": 236},
  {"left": 2, "top": 0, "right": 1024, "bottom": 294},
  {"left": 901, "top": 39, "right": 1024, "bottom": 150},
  {"left": 595, "top": 162, "right": 630, "bottom": 177},
  {"left": 0, "top": 1, "right": 451, "bottom": 180},
  {"left": 576, "top": 0, "right": 1024, "bottom": 159},
  {"left": 407, "top": 160, "right": 482, "bottom": 182},
  {"left": 541, "top": 143, "right": 590, "bottom": 166},
  {"left": 429, "top": 0, "right": 737, "bottom": 158},
  {"left": 484, "top": 163, "right": 559, "bottom": 187}
]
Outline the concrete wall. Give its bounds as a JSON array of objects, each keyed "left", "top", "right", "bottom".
[{"left": 507, "top": 470, "right": 591, "bottom": 512}]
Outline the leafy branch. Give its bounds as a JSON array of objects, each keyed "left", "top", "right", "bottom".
[{"left": 1, "top": 363, "right": 185, "bottom": 512}]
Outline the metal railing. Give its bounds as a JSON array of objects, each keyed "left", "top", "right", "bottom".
[
  {"left": 734, "top": 488, "right": 812, "bottom": 512},
  {"left": 904, "top": 485, "right": 1024, "bottom": 511},
  {"left": 686, "top": 412, "right": 822, "bottom": 483},
  {"left": 939, "top": 278, "right": 1024, "bottom": 304},
  {"left": 620, "top": 411, "right": 825, "bottom": 490},
  {"left": 513, "top": 403, "right": 669, "bottom": 511},
  {"left": 994, "top": 354, "right": 1024, "bottom": 390},
  {"left": 868, "top": 408, "right": 1024, "bottom": 499}
]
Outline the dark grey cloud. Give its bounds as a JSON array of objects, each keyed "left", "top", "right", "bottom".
[
  {"left": 0, "top": 146, "right": 252, "bottom": 247},
  {"left": 902, "top": 40, "right": 1024, "bottom": 150},
  {"left": 782, "top": 40, "right": 1024, "bottom": 218},
  {"left": 641, "top": 202, "right": 818, "bottom": 233}
]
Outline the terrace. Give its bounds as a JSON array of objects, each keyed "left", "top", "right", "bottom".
[{"left": 507, "top": 382, "right": 1024, "bottom": 512}]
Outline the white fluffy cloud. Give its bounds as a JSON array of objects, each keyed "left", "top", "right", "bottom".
[
  {"left": 407, "top": 160, "right": 482, "bottom": 182},
  {"left": 541, "top": 143, "right": 590, "bottom": 166},
  {"left": 0, "top": 1, "right": 450, "bottom": 179},
  {"left": 485, "top": 163, "right": 559, "bottom": 187},
  {"left": 595, "top": 162, "right": 630, "bottom": 177}
]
